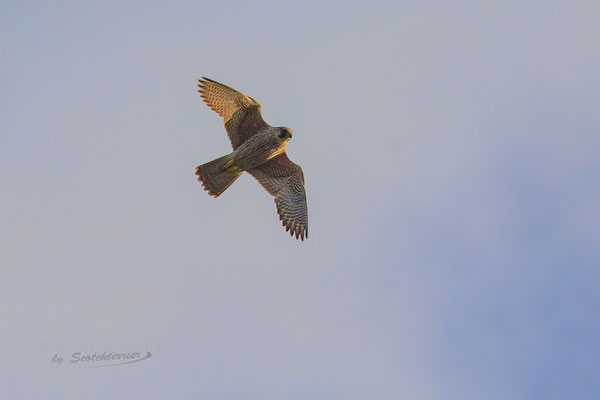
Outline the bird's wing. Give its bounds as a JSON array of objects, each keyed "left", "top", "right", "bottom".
[
  {"left": 198, "top": 77, "right": 269, "bottom": 149},
  {"left": 248, "top": 153, "right": 308, "bottom": 241}
]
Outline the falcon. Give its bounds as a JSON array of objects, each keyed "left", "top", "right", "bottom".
[{"left": 195, "top": 77, "right": 308, "bottom": 240}]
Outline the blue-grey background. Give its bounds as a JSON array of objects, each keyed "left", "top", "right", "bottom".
[{"left": 2, "top": 1, "right": 599, "bottom": 399}]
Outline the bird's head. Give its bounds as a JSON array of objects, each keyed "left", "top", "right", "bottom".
[{"left": 278, "top": 127, "right": 293, "bottom": 141}]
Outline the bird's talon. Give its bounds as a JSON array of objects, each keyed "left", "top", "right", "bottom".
[{"left": 223, "top": 159, "right": 236, "bottom": 172}]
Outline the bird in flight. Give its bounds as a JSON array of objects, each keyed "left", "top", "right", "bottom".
[{"left": 195, "top": 77, "right": 308, "bottom": 240}]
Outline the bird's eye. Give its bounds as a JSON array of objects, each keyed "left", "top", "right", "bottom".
[{"left": 279, "top": 130, "right": 287, "bottom": 138}]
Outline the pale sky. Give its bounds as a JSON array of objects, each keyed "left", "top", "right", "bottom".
[{"left": 2, "top": 1, "right": 599, "bottom": 399}]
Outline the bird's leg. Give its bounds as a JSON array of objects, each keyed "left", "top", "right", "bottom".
[{"left": 222, "top": 158, "right": 240, "bottom": 172}]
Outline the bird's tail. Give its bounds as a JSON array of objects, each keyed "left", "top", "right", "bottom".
[{"left": 195, "top": 154, "right": 242, "bottom": 197}]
